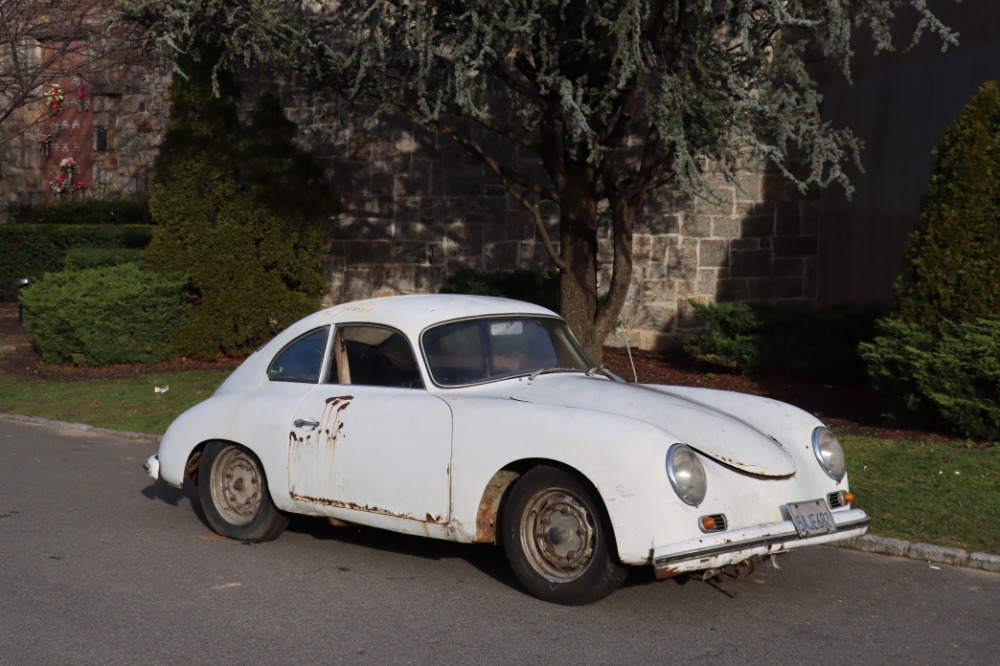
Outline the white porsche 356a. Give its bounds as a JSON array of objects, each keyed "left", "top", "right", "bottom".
[{"left": 144, "top": 294, "right": 869, "bottom": 604}]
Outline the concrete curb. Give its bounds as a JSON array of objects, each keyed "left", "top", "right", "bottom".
[
  {"left": 2, "top": 413, "right": 998, "bottom": 574},
  {"left": 0, "top": 413, "right": 161, "bottom": 444},
  {"left": 833, "top": 534, "right": 1000, "bottom": 574}
]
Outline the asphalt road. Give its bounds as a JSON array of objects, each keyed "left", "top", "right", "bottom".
[{"left": 2, "top": 417, "right": 999, "bottom": 666}]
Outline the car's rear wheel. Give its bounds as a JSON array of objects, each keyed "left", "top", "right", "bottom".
[
  {"left": 502, "top": 465, "right": 627, "bottom": 605},
  {"left": 198, "top": 441, "right": 288, "bottom": 542}
]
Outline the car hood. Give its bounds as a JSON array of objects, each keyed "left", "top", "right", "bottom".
[{"left": 463, "top": 374, "right": 797, "bottom": 477}]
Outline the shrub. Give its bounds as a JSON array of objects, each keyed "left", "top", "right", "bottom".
[
  {"left": 860, "top": 317, "right": 1000, "bottom": 439},
  {"left": 63, "top": 248, "right": 143, "bottom": 270},
  {"left": 0, "top": 224, "right": 154, "bottom": 300},
  {"left": 143, "top": 54, "right": 337, "bottom": 359},
  {"left": 439, "top": 268, "right": 560, "bottom": 312},
  {"left": 863, "top": 82, "right": 1000, "bottom": 438},
  {"left": 682, "top": 301, "right": 760, "bottom": 371},
  {"left": 0, "top": 227, "right": 64, "bottom": 301},
  {"left": 684, "top": 300, "right": 883, "bottom": 383},
  {"left": 20, "top": 264, "right": 188, "bottom": 366}
]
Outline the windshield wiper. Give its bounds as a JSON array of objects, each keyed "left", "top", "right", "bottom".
[
  {"left": 527, "top": 365, "right": 626, "bottom": 382},
  {"left": 528, "top": 367, "right": 583, "bottom": 381},
  {"left": 585, "top": 364, "right": 626, "bottom": 383}
]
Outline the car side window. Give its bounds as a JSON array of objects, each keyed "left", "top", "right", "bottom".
[
  {"left": 328, "top": 325, "right": 423, "bottom": 389},
  {"left": 267, "top": 327, "right": 330, "bottom": 383},
  {"left": 422, "top": 321, "right": 488, "bottom": 385}
]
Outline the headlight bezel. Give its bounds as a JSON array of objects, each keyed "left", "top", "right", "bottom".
[
  {"left": 812, "top": 426, "right": 847, "bottom": 481},
  {"left": 666, "top": 443, "right": 708, "bottom": 506}
]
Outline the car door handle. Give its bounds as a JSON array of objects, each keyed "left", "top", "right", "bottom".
[{"left": 293, "top": 419, "right": 320, "bottom": 428}]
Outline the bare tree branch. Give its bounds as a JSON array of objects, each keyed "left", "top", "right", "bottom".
[
  {"left": 416, "top": 111, "right": 568, "bottom": 271},
  {"left": 0, "top": 0, "right": 151, "bottom": 142}
]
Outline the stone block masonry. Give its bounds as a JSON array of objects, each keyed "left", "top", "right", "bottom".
[
  {"left": 303, "top": 105, "right": 821, "bottom": 350},
  {"left": 0, "top": 64, "right": 170, "bottom": 209},
  {"left": 3, "top": 66, "right": 821, "bottom": 350}
]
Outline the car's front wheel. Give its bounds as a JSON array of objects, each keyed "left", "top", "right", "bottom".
[
  {"left": 198, "top": 441, "right": 289, "bottom": 542},
  {"left": 502, "top": 465, "right": 627, "bottom": 605}
]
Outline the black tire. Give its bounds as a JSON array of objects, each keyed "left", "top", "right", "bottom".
[
  {"left": 502, "top": 465, "right": 627, "bottom": 605},
  {"left": 198, "top": 441, "right": 289, "bottom": 542}
]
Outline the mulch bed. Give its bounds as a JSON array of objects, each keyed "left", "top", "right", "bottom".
[{"left": 0, "top": 301, "right": 960, "bottom": 442}]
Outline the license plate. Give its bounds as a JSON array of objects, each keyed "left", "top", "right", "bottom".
[{"left": 787, "top": 499, "right": 837, "bottom": 537}]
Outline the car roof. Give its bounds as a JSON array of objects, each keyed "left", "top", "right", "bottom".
[{"left": 297, "top": 294, "right": 561, "bottom": 340}]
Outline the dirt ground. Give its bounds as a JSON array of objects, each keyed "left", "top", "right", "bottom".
[{"left": 0, "top": 301, "right": 950, "bottom": 442}]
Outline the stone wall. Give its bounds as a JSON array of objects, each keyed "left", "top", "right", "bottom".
[
  {"left": 3, "top": 65, "right": 820, "bottom": 350},
  {"left": 0, "top": 60, "right": 169, "bottom": 213},
  {"left": 284, "top": 98, "right": 820, "bottom": 350}
]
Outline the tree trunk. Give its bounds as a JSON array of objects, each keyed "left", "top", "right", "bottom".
[
  {"left": 556, "top": 177, "right": 637, "bottom": 365},
  {"left": 556, "top": 168, "right": 608, "bottom": 362},
  {"left": 559, "top": 208, "right": 600, "bottom": 361}
]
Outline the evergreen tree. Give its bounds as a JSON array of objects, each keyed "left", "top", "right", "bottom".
[
  {"left": 144, "top": 54, "right": 336, "bottom": 359},
  {"left": 126, "top": 0, "right": 955, "bottom": 360},
  {"left": 893, "top": 81, "right": 1000, "bottom": 329},
  {"left": 861, "top": 81, "right": 1000, "bottom": 438}
]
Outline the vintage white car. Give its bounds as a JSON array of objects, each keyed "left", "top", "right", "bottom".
[{"left": 144, "top": 294, "right": 869, "bottom": 604}]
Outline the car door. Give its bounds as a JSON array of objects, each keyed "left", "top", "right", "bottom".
[{"left": 286, "top": 324, "right": 453, "bottom": 531}]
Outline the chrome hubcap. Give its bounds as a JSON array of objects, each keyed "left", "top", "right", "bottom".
[
  {"left": 211, "top": 448, "right": 262, "bottom": 526},
  {"left": 521, "top": 489, "right": 596, "bottom": 582}
]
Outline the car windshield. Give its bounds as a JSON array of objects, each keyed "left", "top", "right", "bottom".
[{"left": 422, "top": 316, "right": 592, "bottom": 386}]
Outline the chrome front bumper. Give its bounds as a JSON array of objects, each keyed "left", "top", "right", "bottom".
[{"left": 651, "top": 508, "right": 870, "bottom": 578}]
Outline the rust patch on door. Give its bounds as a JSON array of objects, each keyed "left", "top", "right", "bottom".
[
  {"left": 319, "top": 395, "right": 354, "bottom": 449},
  {"left": 289, "top": 395, "right": 354, "bottom": 447}
]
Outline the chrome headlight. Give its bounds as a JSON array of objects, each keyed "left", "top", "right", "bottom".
[
  {"left": 812, "top": 427, "right": 846, "bottom": 481},
  {"left": 666, "top": 443, "right": 707, "bottom": 506}
]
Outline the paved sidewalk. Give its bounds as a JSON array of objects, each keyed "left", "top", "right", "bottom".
[{"left": 3, "top": 411, "right": 998, "bottom": 575}]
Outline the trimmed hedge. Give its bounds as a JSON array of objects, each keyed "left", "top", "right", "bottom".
[
  {"left": 63, "top": 247, "right": 143, "bottom": 271},
  {"left": 6, "top": 198, "right": 153, "bottom": 226},
  {"left": 20, "top": 264, "right": 187, "bottom": 366},
  {"left": 0, "top": 224, "right": 154, "bottom": 300},
  {"left": 0, "top": 227, "right": 63, "bottom": 301}
]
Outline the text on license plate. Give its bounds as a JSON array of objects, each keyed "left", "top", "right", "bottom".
[{"left": 786, "top": 499, "right": 837, "bottom": 537}]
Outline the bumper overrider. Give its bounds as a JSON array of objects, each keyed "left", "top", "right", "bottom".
[
  {"left": 650, "top": 508, "right": 870, "bottom": 578},
  {"left": 144, "top": 454, "right": 160, "bottom": 480}
]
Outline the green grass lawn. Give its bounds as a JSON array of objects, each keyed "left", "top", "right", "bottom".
[
  {"left": 0, "top": 370, "right": 231, "bottom": 434},
  {"left": 0, "top": 359, "right": 997, "bottom": 554},
  {"left": 844, "top": 435, "right": 1000, "bottom": 554}
]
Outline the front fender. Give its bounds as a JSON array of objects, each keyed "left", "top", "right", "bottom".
[{"left": 445, "top": 396, "right": 681, "bottom": 564}]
